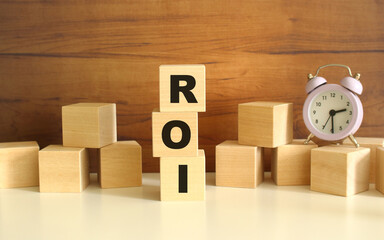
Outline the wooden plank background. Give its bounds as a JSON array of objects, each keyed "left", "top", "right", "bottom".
[{"left": 0, "top": 0, "right": 383, "bottom": 172}]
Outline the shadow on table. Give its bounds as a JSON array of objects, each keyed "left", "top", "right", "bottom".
[
  {"left": 3, "top": 186, "right": 40, "bottom": 193},
  {"left": 258, "top": 172, "right": 312, "bottom": 194},
  {"left": 87, "top": 173, "right": 160, "bottom": 201},
  {"left": 358, "top": 185, "right": 384, "bottom": 198},
  {"left": 262, "top": 173, "right": 382, "bottom": 198}
]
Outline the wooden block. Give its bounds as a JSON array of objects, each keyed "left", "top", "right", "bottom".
[
  {"left": 160, "top": 150, "right": 205, "bottom": 201},
  {"left": 238, "top": 102, "right": 293, "bottom": 148},
  {"left": 343, "top": 137, "right": 384, "bottom": 183},
  {"left": 271, "top": 139, "right": 317, "bottom": 186},
  {"left": 152, "top": 110, "right": 198, "bottom": 157},
  {"left": 263, "top": 148, "right": 272, "bottom": 172},
  {"left": 215, "top": 140, "right": 263, "bottom": 188},
  {"left": 0, "top": 141, "right": 39, "bottom": 188},
  {"left": 377, "top": 147, "right": 384, "bottom": 194},
  {"left": 311, "top": 146, "right": 370, "bottom": 197},
  {"left": 39, "top": 145, "right": 89, "bottom": 193},
  {"left": 159, "top": 64, "right": 206, "bottom": 112},
  {"left": 100, "top": 141, "right": 142, "bottom": 188},
  {"left": 62, "top": 103, "right": 117, "bottom": 148}
]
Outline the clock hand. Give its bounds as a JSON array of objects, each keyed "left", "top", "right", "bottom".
[
  {"left": 323, "top": 109, "right": 336, "bottom": 130},
  {"left": 329, "top": 109, "right": 346, "bottom": 134},
  {"left": 322, "top": 115, "right": 331, "bottom": 130},
  {"left": 334, "top": 108, "right": 347, "bottom": 114}
]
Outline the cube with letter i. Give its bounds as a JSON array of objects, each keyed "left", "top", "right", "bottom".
[{"left": 160, "top": 150, "right": 206, "bottom": 201}]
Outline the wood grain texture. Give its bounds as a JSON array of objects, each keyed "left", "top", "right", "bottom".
[
  {"left": 39, "top": 145, "right": 89, "bottom": 193},
  {"left": 263, "top": 148, "right": 272, "bottom": 172},
  {"left": 271, "top": 139, "right": 317, "bottom": 186},
  {"left": 311, "top": 145, "right": 370, "bottom": 197},
  {"left": 100, "top": 140, "right": 142, "bottom": 188},
  {"left": 0, "top": 141, "right": 39, "bottom": 188},
  {"left": 88, "top": 148, "right": 100, "bottom": 173},
  {"left": 239, "top": 102, "right": 293, "bottom": 147},
  {"left": 216, "top": 140, "right": 263, "bottom": 188},
  {"left": 0, "top": 0, "right": 384, "bottom": 172},
  {"left": 62, "top": 103, "right": 117, "bottom": 148},
  {"left": 343, "top": 137, "right": 384, "bottom": 183}
]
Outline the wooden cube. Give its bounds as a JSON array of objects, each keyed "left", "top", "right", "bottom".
[
  {"left": 311, "top": 146, "right": 370, "bottom": 197},
  {"left": 39, "top": 145, "right": 89, "bottom": 193},
  {"left": 159, "top": 64, "right": 205, "bottom": 112},
  {"left": 62, "top": 103, "right": 117, "bottom": 148},
  {"left": 215, "top": 140, "right": 263, "bottom": 188},
  {"left": 100, "top": 141, "right": 142, "bottom": 188},
  {"left": 343, "top": 137, "right": 384, "bottom": 183},
  {"left": 160, "top": 150, "right": 205, "bottom": 201},
  {"left": 377, "top": 147, "right": 384, "bottom": 194},
  {"left": 152, "top": 110, "right": 198, "bottom": 157},
  {"left": 263, "top": 148, "right": 272, "bottom": 172},
  {"left": 238, "top": 102, "right": 293, "bottom": 148},
  {"left": 271, "top": 139, "right": 317, "bottom": 186},
  {"left": 0, "top": 141, "right": 39, "bottom": 188}
]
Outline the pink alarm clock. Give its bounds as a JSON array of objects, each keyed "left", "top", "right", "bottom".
[{"left": 303, "top": 64, "right": 363, "bottom": 147}]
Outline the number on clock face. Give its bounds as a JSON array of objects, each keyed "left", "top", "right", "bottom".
[{"left": 310, "top": 90, "right": 353, "bottom": 134}]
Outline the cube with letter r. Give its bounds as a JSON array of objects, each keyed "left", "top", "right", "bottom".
[{"left": 159, "top": 64, "right": 206, "bottom": 112}]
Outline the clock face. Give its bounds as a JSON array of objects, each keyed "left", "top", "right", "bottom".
[{"left": 309, "top": 90, "right": 353, "bottom": 135}]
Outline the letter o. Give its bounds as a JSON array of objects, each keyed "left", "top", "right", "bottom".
[{"left": 161, "top": 120, "right": 191, "bottom": 149}]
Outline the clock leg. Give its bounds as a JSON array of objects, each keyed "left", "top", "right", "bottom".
[
  {"left": 348, "top": 134, "right": 360, "bottom": 148},
  {"left": 304, "top": 133, "right": 314, "bottom": 145}
]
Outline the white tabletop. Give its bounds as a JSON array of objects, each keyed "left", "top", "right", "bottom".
[{"left": 0, "top": 173, "right": 383, "bottom": 240}]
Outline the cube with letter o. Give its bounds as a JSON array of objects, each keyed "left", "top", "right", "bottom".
[{"left": 152, "top": 110, "right": 198, "bottom": 157}]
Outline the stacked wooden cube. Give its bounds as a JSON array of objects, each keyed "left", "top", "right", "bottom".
[
  {"left": 238, "top": 102, "right": 317, "bottom": 187},
  {"left": 236, "top": 102, "right": 318, "bottom": 187},
  {"left": 216, "top": 102, "right": 296, "bottom": 188},
  {"left": 215, "top": 101, "right": 379, "bottom": 197},
  {"left": 0, "top": 103, "right": 142, "bottom": 192},
  {"left": 40, "top": 102, "right": 142, "bottom": 192},
  {"left": 0, "top": 80, "right": 383, "bottom": 199},
  {"left": 152, "top": 65, "right": 206, "bottom": 201},
  {"left": 214, "top": 101, "right": 384, "bottom": 197}
]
